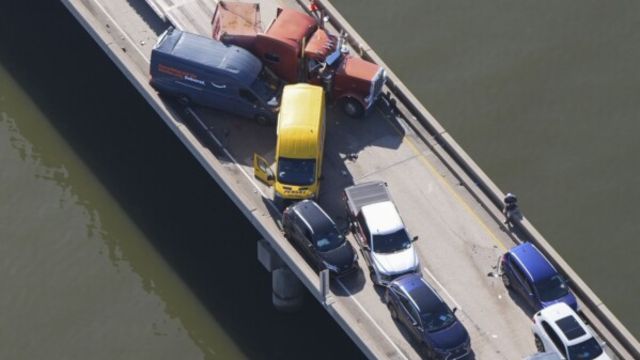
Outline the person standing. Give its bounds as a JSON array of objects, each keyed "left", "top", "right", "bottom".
[{"left": 503, "top": 192, "right": 519, "bottom": 225}]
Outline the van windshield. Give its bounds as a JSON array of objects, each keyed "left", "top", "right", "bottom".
[
  {"left": 251, "top": 67, "right": 281, "bottom": 103},
  {"left": 277, "top": 157, "right": 315, "bottom": 186}
]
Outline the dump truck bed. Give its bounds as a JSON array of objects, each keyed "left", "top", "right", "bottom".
[
  {"left": 211, "top": 1, "right": 262, "bottom": 49},
  {"left": 344, "top": 181, "right": 391, "bottom": 217}
]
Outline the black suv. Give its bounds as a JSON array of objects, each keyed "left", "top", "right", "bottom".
[{"left": 282, "top": 200, "right": 358, "bottom": 276}]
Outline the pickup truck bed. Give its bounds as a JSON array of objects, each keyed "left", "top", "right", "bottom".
[{"left": 344, "top": 181, "right": 391, "bottom": 217}]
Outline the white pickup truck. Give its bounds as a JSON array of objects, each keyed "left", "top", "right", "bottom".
[{"left": 343, "top": 181, "right": 420, "bottom": 286}]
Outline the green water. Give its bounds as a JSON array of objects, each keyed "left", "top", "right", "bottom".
[{"left": 0, "top": 62, "right": 245, "bottom": 360}]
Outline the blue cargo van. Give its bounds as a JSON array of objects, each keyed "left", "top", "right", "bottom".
[{"left": 150, "top": 27, "right": 282, "bottom": 125}]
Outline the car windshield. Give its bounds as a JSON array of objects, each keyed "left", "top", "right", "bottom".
[
  {"left": 420, "top": 304, "right": 456, "bottom": 332},
  {"left": 277, "top": 157, "right": 316, "bottom": 186},
  {"left": 371, "top": 229, "right": 411, "bottom": 254},
  {"left": 250, "top": 67, "right": 281, "bottom": 102},
  {"left": 535, "top": 274, "right": 570, "bottom": 302},
  {"left": 567, "top": 337, "right": 604, "bottom": 360},
  {"left": 313, "top": 230, "right": 344, "bottom": 252}
]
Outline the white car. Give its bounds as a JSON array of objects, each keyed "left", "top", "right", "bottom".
[
  {"left": 343, "top": 182, "right": 419, "bottom": 286},
  {"left": 532, "top": 303, "right": 610, "bottom": 360},
  {"left": 361, "top": 201, "right": 419, "bottom": 283}
]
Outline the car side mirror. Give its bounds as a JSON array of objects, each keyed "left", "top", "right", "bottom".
[
  {"left": 452, "top": 307, "right": 458, "bottom": 314},
  {"left": 412, "top": 236, "right": 419, "bottom": 242},
  {"left": 363, "top": 245, "right": 370, "bottom": 251}
]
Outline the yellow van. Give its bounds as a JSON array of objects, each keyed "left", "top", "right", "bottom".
[{"left": 254, "top": 84, "right": 325, "bottom": 200}]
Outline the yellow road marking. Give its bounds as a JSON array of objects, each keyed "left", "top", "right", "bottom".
[{"left": 380, "top": 109, "right": 508, "bottom": 251}]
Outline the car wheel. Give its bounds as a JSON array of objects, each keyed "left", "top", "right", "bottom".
[
  {"left": 176, "top": 95, "right": 190, "bottom": 106},
  {"left": 341, "top": 97, "right": 365, "bottom": 118},
  {"left": 424, "top": 346, "right": 437, "bottom": 360},
  {"left": 255, "top": 113, "right": 271, "bottom": 126},
  {"left": 369, "top": 269, "right": 380, "bottom": 286},
  {"left": 387, "top": 302, "right": 398, "bottom": 320},
  {"left": 502, "top": 273, "right": 511, "bottom": 288},
  {"left": 534, "top": 335, "right": 544, "bottom": 352}
]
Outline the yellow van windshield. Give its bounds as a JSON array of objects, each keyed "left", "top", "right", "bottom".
[{"left": 277, "top": 157, "right": 315, "bottom": 186}]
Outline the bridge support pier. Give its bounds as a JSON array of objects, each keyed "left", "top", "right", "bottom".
[{"left": 257, "top": 239, "right": 304, "bottom": 312}]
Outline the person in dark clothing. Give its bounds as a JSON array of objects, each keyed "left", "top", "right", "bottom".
[{"left": 503, "top": 192, "right": 519, "bottom": 225}]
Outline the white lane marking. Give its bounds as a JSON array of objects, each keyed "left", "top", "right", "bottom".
[
  {"left": 189, "top": 108, "right": 407, "bottom": 358},
  {"left": 423, "top": 267, "right": 462, "bottom": 311},
  {"left": 92, "top": 0, "right": 150, "bottom": 63},
  {"left": 336, "top": 279, "right": 409, "bottom": 360}
]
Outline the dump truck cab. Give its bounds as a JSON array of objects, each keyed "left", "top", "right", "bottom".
[
  {"left": 212, "top": 2, "right": 386, "bottom": 118},
  {"left": 253, "top": 84, "right": 325, "bottom": 201}
]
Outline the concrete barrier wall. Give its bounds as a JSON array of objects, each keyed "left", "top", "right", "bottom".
[{"left": 302, "top": 0, "right": 640, "bottom": 358}]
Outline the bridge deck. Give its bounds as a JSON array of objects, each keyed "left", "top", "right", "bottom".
[{"left": 61, "top": 0, "right": 621, "bottom": 358}]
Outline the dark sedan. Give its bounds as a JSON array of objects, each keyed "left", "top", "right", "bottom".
[
  {"left": 282, "top": 200, "right": 358, "bottom": 276},
  {"left": 385, "top": 274, "right": 471, "bottom": 359}
]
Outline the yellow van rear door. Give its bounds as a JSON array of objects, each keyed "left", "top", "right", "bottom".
[{"left": 253, "top": 153, "right": 275, "bottom": 186}]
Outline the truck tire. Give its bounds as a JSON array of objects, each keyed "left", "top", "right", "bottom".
[
  {"left": 176, "top": 95, "right": 190, "bottom": 106},
  {"left": 369, "top": 268, "right": 380, "bottom": 287},
  {"left": 255, "top": 113, "right": 271, "bottom": 126},
  {"left": 534, "top": 335, "right": 544, "bottom": 352},
  {"left": 387, "top": 302, "right": 398, "bottom": 320},
  {"left": 341, "top": 97, "right": 365, "bottom": 118}
]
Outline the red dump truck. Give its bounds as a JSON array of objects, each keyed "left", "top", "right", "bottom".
[{"left": 212, "top": 1, "right": 386, "bottom": 118}]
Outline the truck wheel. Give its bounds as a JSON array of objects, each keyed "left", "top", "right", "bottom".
[
  {"left": 387, "top": 302, "right": 398, "bottom": 320},
  {"left": 534, "top": 335, "right": 544, "bottom": 352},
  {"left": 255, "top": 114, "right": 271, "bottom": 126},
  {"left": 176, "top": 95, "right": 190, "bottom": 106},
  {"left": 341, "top": 97, "right": 365, "bottom": 118},
  {"left": 369, "top": 269, "right": 380, "bottom": 287}
]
